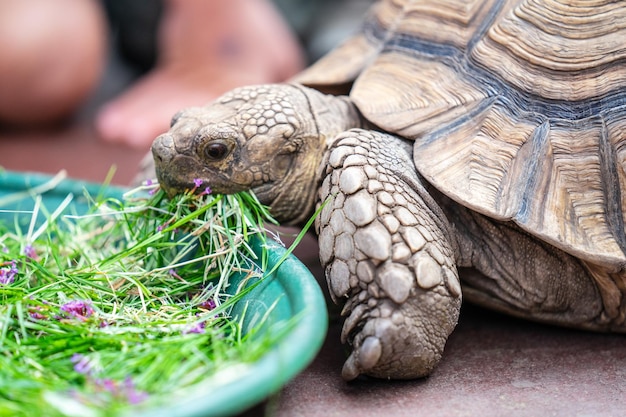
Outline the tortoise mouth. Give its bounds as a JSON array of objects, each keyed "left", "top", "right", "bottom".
[
  {"left": 156, "top": 169, "right": 251, "bottom": 197},
  {"left": 249, "top": 182, "right": 283, "bottom": 207}
]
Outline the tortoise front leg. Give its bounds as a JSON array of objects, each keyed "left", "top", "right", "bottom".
[{"left": 316, "top": 129, "right": 461, "bottom": 380}]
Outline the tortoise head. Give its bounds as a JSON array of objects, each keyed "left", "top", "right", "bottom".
[{"left": 152, "top": 84, "right": 330, "bottom": 224}]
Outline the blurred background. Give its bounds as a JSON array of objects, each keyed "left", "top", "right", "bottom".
[{"left": 0, "top": 0, "right": 374, "bottom": 186}]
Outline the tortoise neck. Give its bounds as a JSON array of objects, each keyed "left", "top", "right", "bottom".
[
  {"left": 291, "top": 83, "right": 365, "bottom": 148},
  {"left": 263, "top": 84, "right": 364, "bottom": 225}
]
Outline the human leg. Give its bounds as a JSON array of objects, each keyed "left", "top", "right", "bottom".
[{"left": 0, "top": 0, "right": 106, "bottom": 126}]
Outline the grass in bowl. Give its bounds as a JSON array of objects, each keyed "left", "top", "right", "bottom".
[{"left": 0, "top": 176, "right": 310, "bottom": 417}]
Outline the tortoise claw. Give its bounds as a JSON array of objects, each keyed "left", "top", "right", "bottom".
[
  {"left": 341, "top": 304, "right": 367, "bottom": 343},
  {"left": 342, "top": 336, "right": 383, "bottom": 381},
  {"left": 341, "top": 351, "right": 360, "bottom": 381}
]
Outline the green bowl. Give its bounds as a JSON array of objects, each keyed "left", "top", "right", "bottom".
[{"left": 0, "top": 170, "right": 328, "bottom": 417}]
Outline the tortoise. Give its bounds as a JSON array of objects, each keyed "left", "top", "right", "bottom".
[{"left": 149, "top": 0, "right": 626, "bottom": 380}]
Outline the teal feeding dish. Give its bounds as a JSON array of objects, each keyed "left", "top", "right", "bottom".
[{"left": 0, "top": 170, "right": 328, "bottom": 417}]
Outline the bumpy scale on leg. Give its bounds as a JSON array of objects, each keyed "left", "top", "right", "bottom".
[{"left": 316, "top": 129, "right": 462, "bottom": 380}]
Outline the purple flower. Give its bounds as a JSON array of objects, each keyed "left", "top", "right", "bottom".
[
  {"left": 199, "top": 299, "right": 216, "bottom": 310},
  {"left": 23, "top": 244, "right": 37, "bottom": 259},
  {"left": 29, "top": 299, "right": 51, "bottom": 320},
  {"left": 60, "top": 300, "right": 94, "bottom": 319},
  {"left": 145, "top": 179, "right": 153, "bottom": 186},
  {"left": 95, "top": 378, "right": 117, "bottom": 393},
  {"left": 193, "top": 178, "right": 203, "bottom": 188},
  {"left": 29, "top": 311, "right": 46, "bottom": 320},
  {"left": 71, "top": 353, "right": 92, "bottom": 375},
  {"left": 0, "top": 261, "right": 17, "bottom": 285},
  {"left": 28, "top": 305, "right": 47, "bottom": 320},
  {"left": 124, "top": 377, "right": 149, "bottom": 404},
  {"left": 94, "top": 376, "right": 149, "bottom": 405},
  {"left": 157, "top": 220, "right": 174, "bottom": 233},
  {"left": 184, "top": 321, "right": 206, "bottom": 334},
  {"left": 201, "top": 186, "right": 212, "bottom": 196},
  {"left": 169, "top": 269, "right": 183, "bottom": 280}
]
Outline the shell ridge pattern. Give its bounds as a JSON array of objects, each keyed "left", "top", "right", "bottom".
[
  {"left": 365, "top": 1, "right": 626, "bottom": 121},
  {"left": 416, "top": 96, "right": 499, "bottom": 146},
  {"left": 518, "top": 115, "right": 626, "bottom": 264},
  {"left": 515, "top": 120, "right": 551, "bottom": 225},
  {"left": 598, "top": 114, "right": 626, "bottom": 258},
  {"left": 465, "top": 0, "right": 506, "bottom": 52},
  {"left": 469, "top": 0, "right": 626, "bottom": 100},
  {"left": 383, "top": 31, "right": 458, "bottom": 61},
  {"left": 413, "top": 100, "right": 626, "bottom": 264},
  {"left": 366, "top": 0, "right": 414, "bottom": 54},
  {"left": 377, "top": 43, "right": 626, "bottom": 122}
]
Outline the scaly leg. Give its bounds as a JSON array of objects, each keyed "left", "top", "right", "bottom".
[{"left": 316, "top": 129, "right": 461, "bottom": 380}]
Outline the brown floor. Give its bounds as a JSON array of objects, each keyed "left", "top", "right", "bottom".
[{"left": 2, "top": 121, "right": 626, "bottom": 417}]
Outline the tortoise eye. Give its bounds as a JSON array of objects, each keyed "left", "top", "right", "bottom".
[{"left": 204, "top": 142, "right": 230, "bottom": 160}]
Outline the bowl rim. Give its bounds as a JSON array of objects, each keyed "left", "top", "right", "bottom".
[{"left": 135, "top": 237, "right": 328, "bottom": 417}]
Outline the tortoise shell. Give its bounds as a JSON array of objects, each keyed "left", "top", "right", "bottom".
[{"left": 295, "top": 0, "right": 626, "bottom": 268}]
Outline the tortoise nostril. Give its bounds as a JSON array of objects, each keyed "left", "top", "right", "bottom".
[{"left": 151, "top": 134, "right": 176, "bottom": 163}]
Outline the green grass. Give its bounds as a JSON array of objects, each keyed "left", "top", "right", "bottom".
[{"left": 0, "top": 179, "right": 293, "bottom": 417}]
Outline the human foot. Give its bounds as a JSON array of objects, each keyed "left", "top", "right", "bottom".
[{"left": 96, "top": 0, "right": 304, "bottom": 149}]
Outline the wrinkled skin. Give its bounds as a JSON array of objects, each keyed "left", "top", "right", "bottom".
[{"left": 151, "top": 84, "right": 613, "bottom": 380}]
